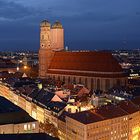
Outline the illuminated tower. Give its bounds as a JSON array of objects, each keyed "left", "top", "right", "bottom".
[
  {"left": 39, "top": 20, "right": 52, "bottom": 78},
  {"left": 39, "top": 20, "right": 64, "bottom": 78},
  {"left": 51, "top": 21, "right": 64, "bottom": 51}
]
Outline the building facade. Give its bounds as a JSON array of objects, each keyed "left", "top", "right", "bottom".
[
  {"left": 0, "top": 82, "right": 62, "bottom": 128},
  {"left": 0, "top": 96, "right": 39, "bottom": 134},
  {"left": 39, "top": 20, "right": 64, "bottom": 78},
  {"left": 58, "top": 102, "right": 140, "bottom": 140}
]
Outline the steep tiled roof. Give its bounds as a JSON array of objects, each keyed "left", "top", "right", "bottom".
[
  {"left": 118, "top": 100, "right": 139, "bottom": 114},
  {"left": 131, "top": 96, "right": 140, "bottom": 106},
  {"left": 48, "top": 51, "right": 125, "bottom": 78}
]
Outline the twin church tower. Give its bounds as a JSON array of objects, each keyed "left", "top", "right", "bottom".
[{"left": 39, "top": 20, "right": 64, "bottom": 78}]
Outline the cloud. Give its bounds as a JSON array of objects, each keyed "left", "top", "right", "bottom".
[
  {"left": 0, "top": 0, "right": 36, "bottom": 20},
  {"left": 0, "top": 17, "right": 12, "bottom": 21},
  {"left": 2, "top": 0, "right": 140, "bottom": 24},
  {"left": 0, "top": 0, "right": 140, "bottom": 51}
]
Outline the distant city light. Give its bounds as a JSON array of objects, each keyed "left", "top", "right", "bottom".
[
  {"left": 17, "top": 67, "right": 19, "bottom": 71},
  {"left": 24, "top": 66, "right": 27, "bottom": 69}
]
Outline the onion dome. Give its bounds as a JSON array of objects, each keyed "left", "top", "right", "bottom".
[
  {"left": 52, "top": 21, "right": 63, "bottom": 29},
  {"left": 40, "top": 20, "right": 51, "bottom": 27}
]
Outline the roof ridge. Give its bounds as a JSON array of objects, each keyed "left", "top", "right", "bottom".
[
  {"left": 90, "top": 109, "right": 105, "bottom": 120},
  {"left": 117, "top": 104, "right": 130, "bottom": 115}
]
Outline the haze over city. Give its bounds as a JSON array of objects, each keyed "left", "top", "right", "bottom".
[{"left": 0, "top": 0, "right": 140, "bottom": 51}]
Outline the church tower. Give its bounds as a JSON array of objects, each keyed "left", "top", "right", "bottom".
[
  {"left": 39, "top": 20, "right": 64, "bottom": 78},
  {"left": 51, "top": 21, "right": 64, "bottom": 51},
  {"left": 39, "top": 20, "right": 53, "bottom": 78}
]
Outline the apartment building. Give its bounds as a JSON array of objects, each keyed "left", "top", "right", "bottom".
[
  {"left": 0, "top": 96, "right": 39, "bottom": 134},
  {"left": 58, "top": 101, "right": 140, "bottom": 140},
  {"left": 0, "top": 81, "right": 66, "bottom": 126}
]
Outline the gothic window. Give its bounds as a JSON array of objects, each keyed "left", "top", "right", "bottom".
[
  {"left": 91, "top": 78, "right": 93, "bottom": 89},
  {"left": 68, "top": 76, "right": 70, "bottom": 83},
  {"left": 85, "top": 78, "right": 87, "bottom": 87},
  {"left": 63, "top": 76, "right": 65, "bottom": 82},
  {"left": 42, "top": 35, "right": 44, "bottom": 40},
  {"left": 79, "top": 77, "right": 81, "bottom": 84},
  {"left": 53, "top": 76, "right": 55, "bottom": 80},
  {"left": 73, "top": 77, "right": 76, "bottom": 83},
  {"left": 58, "top": 76, "right": 60, "bottom": 81},
  {"left": 105, "top": 79, "right": 110, "bottom": 90},
  {"left": 97, "top": 79, "right": 100, "bottom": 90},
  {"left": 117, "top": 79, "right": 121, "bottom": 86}
]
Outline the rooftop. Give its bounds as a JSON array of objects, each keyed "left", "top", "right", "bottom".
[
  {"left": 0, "top": 133, "right": 58, "bottom": 140},
  {"left": 48, "top": 51, "right": 126, "bottom": 78},
  {"left": 2, "top": 77, "right": 67, "bottom": 114},
  {"left": 131, "top": 96, "right": 140, "bottom": 106},
  {"left": 0, "top": 96, "right": 36, "bottom": 125},
  {"left": 65, "top": 99, "right": 140, "bottom": 124},
  {"left": 118, "top": 100, "right": 139, "bottom": 114},
  {"left": 0, "top": 58, "right": 16, "bottom": 68}
]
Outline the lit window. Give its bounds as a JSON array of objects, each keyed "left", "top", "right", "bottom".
[
  {"left": 32, "top": 123, "right": 36, "bottom": 129},
  {"left": 24, "top": 124, "right": 27, "bottom": 131},
  {"left": 28, "top": 124, "right": 30, "bottom": 130}
]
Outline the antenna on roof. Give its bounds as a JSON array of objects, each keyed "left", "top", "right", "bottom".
[{"left": 65, "top": 46, "right": 68, "bottom": 51}]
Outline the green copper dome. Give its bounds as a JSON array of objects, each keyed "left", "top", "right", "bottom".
[
  {"left": 40, "top": 20, "right": 51, "bottom": 27},
  {"left": 52, "top": 21, "right": 63, "bottom": 29}
]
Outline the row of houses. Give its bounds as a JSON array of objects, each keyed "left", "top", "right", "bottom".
[
  {"left": 0, "top": 79, "right": 66, "bottom": 128},
  {"left": 0, "top": 96, "right": 39, "bottom": 134},
  {"left": 1, "top": 76, "right": 140, "bottom": 139}
]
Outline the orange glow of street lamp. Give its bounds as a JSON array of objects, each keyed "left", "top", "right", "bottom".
[{"left": 24, "top": 65, "right": 27, "bottom": 70}]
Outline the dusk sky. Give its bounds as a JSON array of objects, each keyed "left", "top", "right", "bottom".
[{"left": 0, "top": 0, "right": 140, "bottom": 51}]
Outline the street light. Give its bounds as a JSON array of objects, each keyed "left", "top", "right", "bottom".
[
  {"left": 17, "top": 67, "right": 19, "bottom": 71},
  {"left": 24, "top": 65, "right": 27, "bottom": 70}
]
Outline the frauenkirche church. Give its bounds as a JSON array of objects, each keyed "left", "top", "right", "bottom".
[{"left": 39, "top": 20, "right": 127, "bottom": 91}]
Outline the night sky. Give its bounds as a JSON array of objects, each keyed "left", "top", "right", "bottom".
[{"left": 0, "top": 0, "right": 140, "bottom": 51}]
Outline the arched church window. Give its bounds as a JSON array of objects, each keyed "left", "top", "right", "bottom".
[
  {"left": 85, "top": 78, "right": 87, "bottom": 86},
  {"left": 105, "top": 79, "right": 110, "bottom": 90},
  {"left": 91, "top": 78, "right": 93, "bottom": 89},
  {"left": 117, "top": 79, "right": 120, "bottom": 86},
  {"left": 79, "top": 77, "right": 81, "bottom": 84},
  {"left": 68, "top": 76, "right": 70, "bottom": 83},
  {"left": 42, "top": 35, "right": 44, "bottom": 40},
  {"left": 97, "top": 79, "right": 100, "bottom": 90}
]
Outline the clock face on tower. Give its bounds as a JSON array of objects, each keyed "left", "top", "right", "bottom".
[{"left": 41, "top": 41, "right": 51, "bottom": 49}]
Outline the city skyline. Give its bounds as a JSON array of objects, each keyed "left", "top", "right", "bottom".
[
  {"left": 0, "top": 0, "right": 140, "bottom": 51},
  {"left": 0, "top": 1, "right": 140, "bottom": 139}
]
